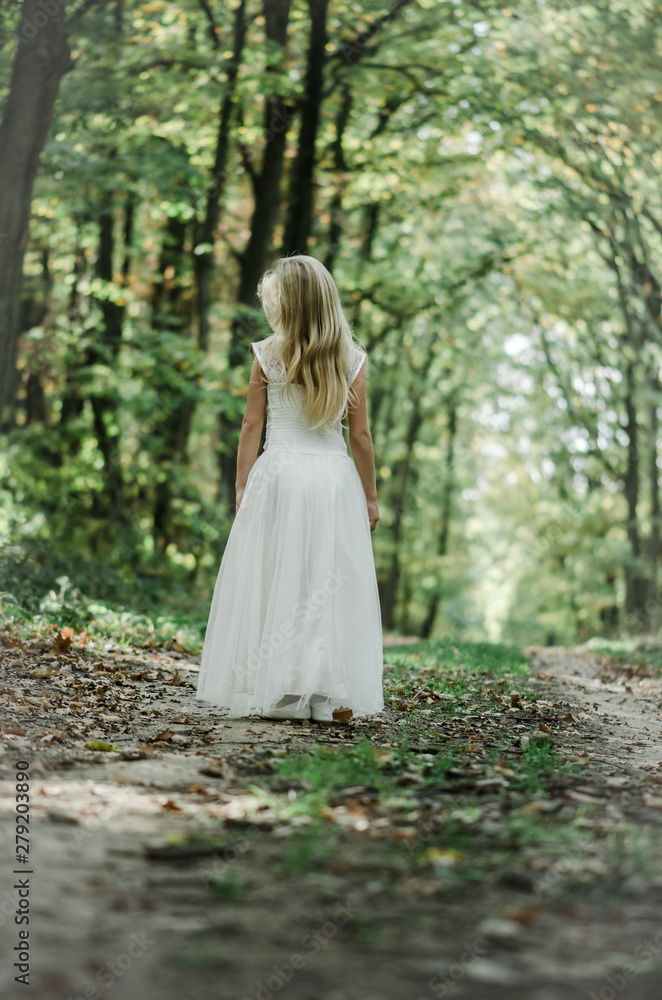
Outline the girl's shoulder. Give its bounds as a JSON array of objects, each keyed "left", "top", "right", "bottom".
[
  {"left": 250, "top": 334, "right": 275, "bottom": 357},
  {"left": 347, "top": 341, "right": 368, "bottom": 386},
  {"left": 250, "top": 335, "right": 367, "bottom": 385},
  {"left": 250, "top": 335, "right": 283, "bottom": 382}
]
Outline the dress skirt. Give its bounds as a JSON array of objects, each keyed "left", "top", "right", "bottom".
[{"left": 196, "top": 447, "right": 384, "bottom": 718}]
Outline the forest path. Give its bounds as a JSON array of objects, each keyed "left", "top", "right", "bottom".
[
  {"left": 526, "top": 644, "right": 662, "bottom": 770},
  {"left": 2, "top": 630, "right": 662, "bottom": 1000}
]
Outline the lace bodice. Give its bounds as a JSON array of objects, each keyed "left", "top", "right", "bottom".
[{"left": 250, "top": 336, "right": 367, "bottom": 455}]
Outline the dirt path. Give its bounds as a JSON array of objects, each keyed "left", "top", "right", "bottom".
[
  {"left": 527, "top": 645, "right": 662, "bottom": 771},
  {"left": 2, "top": 632, "right": 662, "bottom": 1000}
]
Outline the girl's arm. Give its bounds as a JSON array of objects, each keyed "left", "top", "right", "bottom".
[
  {"left": 235, "top": 359, "right": 267, "bottom": 511},
  {"left": 347, "top": 365, "right": 380, "bottom": 531}
]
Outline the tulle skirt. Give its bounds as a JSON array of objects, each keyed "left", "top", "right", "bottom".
[{"left": 196, "top": 448, "right": 384, "bottom": 717}]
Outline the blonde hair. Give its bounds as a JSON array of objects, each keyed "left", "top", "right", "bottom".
[{"left": 257, "top": 255, "right": 359, "bottom": 429}]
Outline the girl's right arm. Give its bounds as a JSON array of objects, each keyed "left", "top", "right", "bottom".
[
  {"left": 235, "top": 359, "right": 267, "bottom": 511},
  {"left": 347, "top": 365, "right": 380, "bottom": 531}
]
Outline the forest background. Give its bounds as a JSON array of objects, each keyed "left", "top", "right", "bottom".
[{"left": 1, "top": 0, "right": 661, "bottom": 652}]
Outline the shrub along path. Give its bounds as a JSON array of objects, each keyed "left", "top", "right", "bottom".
[{"left": 1, "top": 623, "right": 662, "bottom": 1000}]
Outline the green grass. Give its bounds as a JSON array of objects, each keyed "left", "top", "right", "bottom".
[
  {"left": 483, "top": 738, "right": 580, "bottom": 794},
  {"left": 263, "top": 724, "right": 588, "bottom": 890},
  {"left": 382, "top": 637, "right": 529, "bottom": 716},
  {"left": 383, "top": 636, "right": 529, "bottom": 673},
  {"left": 274, "top": 738, "right": 388, "bottom": 800}
]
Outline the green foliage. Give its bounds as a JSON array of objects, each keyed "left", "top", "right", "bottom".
[
  {"left": 1, "top": 0, "right": 661, "bottom": 642},
  {"left": 0, "top": 565, "right": 206, "bottom": 654}
]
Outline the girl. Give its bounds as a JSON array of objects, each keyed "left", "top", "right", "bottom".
[{"left": 196, "top": 255, "right": 383, "bottom": 722}]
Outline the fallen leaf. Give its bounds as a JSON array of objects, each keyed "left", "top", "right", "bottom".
[
  {"left": 152, "top": 728, "right": 175, "bottom": 742},
  {"left": 54, "top": 629, "right": 73, "bottom": 654},
  {"left": 502, "top": 902, "right": 541, "bottom": 925},
  {"left": 332, "top": 707, "right": 353, "bottom": 722},
  {"left": 199, "top": 764, "right": 225, "bottom": 778},
  {"left": 85, "top": 740, "right": 118, "bottom": 752},
  {"left": 426, "top": 847, "right": 463, "bottom": 866}
]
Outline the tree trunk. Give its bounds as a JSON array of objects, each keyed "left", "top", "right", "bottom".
[
  {"left": 60, "top": 220, "right": 87, "bottom": 435},
  {"left": 649, "top": 371, "right": 660, "bottom": 605},
  {"left": 280, "top": 0, "right": 328, "bottom": 257},
  {"left": 217, "top": 0, "right": 293, "bottom": 513},
  {"left": 0, "top": 0, "right": 72, "bottom": 425},
  {"left": 149, "top": 213, "right": 195, "bottom": 553},
  {"left": 623, "top": 359, "right": 649, "bottom": 618},
  {"left": 420, "top": 398, "right": 458, "bottom": 638},
  {"left": 151, "top": 214, "right": 188, "bottom": 332},
  {"left": 323, "top": 85, "right": 352, "bottom": 273},
  {"left": 88, "top": 192, "right": 126, "bottom": 521},
  {"left": 22, "top": 247, "right": 52, "bottom": 427},
  {"left": 234, "top": 0, "right": 293, "bottom": 321},
  {"left": 380, "top": 380, "right": 427, "bottom": 630},
  {"left": 193, "top": 0, "right": 246, "bottom": 353}
]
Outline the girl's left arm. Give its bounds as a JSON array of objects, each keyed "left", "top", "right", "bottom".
[{"left": 235, "top": 359, "right": 267, "bottom": 511}]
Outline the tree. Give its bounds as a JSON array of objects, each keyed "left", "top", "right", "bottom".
[{"left": 0, "top": 0, "right": 72, "bottom": 424}]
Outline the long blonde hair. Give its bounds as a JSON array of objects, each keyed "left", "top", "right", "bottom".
[{"left": 257, "top": 255, "right": 358, "bottom": 429}]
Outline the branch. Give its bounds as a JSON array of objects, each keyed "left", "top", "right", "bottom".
[
  {"left": 538, "top": 322, "right": 622, "bottom": 482},
  {"left": 326, "top": 0, "right": 415, "bottom": 66},
  {"left": 197, "top": 0, "right": 220, "bottom": 50},
  {"left": 234, "top": 107, "right": 257, "bottom": 187}
]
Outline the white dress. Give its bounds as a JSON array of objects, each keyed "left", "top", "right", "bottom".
[{"left": 196, "top": 336, "right": 384, "bottom": 718}]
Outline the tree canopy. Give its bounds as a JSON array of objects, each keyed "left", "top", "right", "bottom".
[{"left": 1, "top": 0, "right": 661, "bottom": 646}]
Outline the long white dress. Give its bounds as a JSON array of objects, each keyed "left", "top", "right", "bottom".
[{"left": 196, "top": 336, "right": 384, "bottom": 718}]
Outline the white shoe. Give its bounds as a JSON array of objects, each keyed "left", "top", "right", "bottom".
[
  {"left": 262, "top": 697, "right": 311, "bottom": 721},
  {"left": 262, "top": 706, "right": 311, "bottom": 720}
]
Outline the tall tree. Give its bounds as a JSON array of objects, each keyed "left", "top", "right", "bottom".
[{"left": 0, "top": 0, "right": 72, "bottom": 425}]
